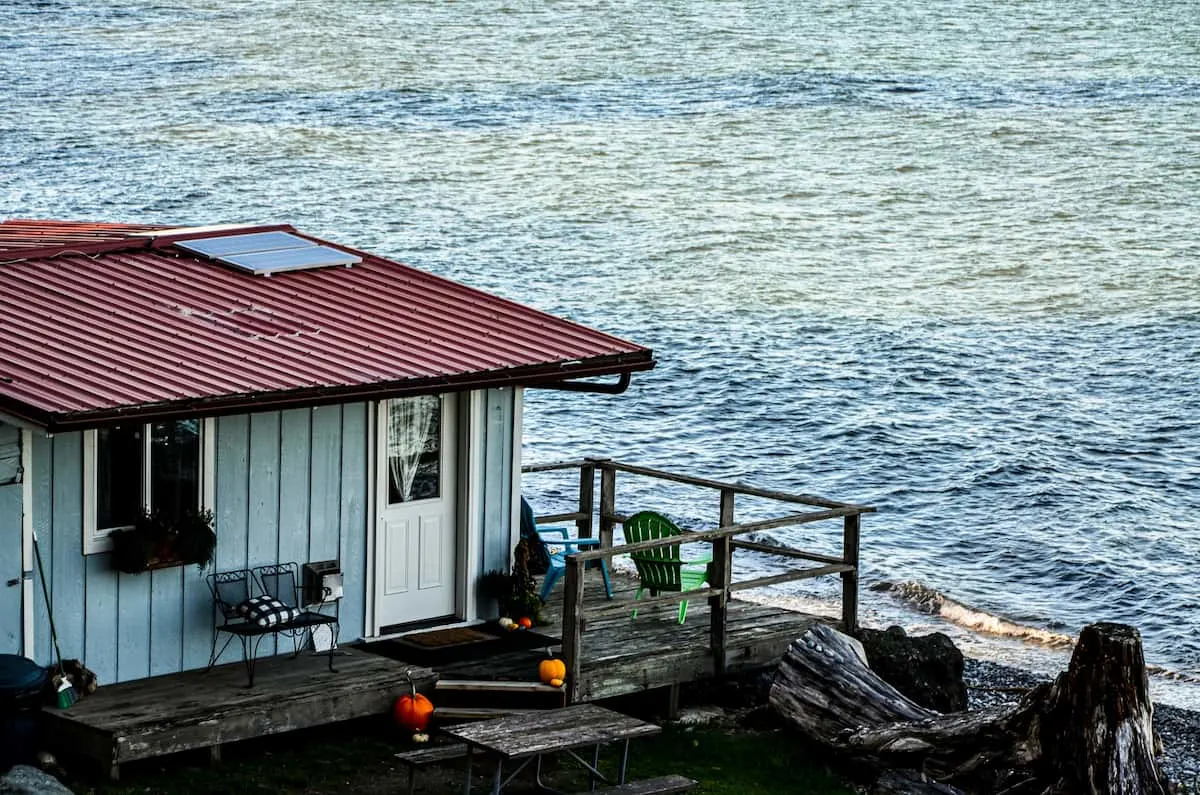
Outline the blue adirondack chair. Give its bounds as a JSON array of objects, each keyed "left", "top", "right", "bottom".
[
  {"left": 524, "top": 498, "right": 613, "bottom": 602},
  {"left": 623, "top": 510, "right": 712, "bottom": 624}
]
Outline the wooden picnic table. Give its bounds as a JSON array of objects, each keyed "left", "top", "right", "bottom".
[{"left": 442, "top": 703, "right": 661, "bottom": 794}]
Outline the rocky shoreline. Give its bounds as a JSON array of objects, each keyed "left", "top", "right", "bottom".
[{"left": 964, "top": 658, "right": 1200, "bottom": 789}]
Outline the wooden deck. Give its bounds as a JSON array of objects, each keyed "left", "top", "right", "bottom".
[
  {"left": 42, "top": 570, "right": 827, "bottom": 778},
  {"left": 41, "top": 648, "right": 436, "bottom": 779},
  {"left": 436, "top": 569, "right": 830, "bottom": 702}
]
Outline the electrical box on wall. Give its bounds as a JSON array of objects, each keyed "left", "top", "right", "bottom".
[{"left": 302, "top": 560, "right": 343, "bottom": 606}]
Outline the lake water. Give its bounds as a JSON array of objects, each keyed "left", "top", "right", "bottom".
[{"left": 4, "top": 0, "right": 1199, "bottom": 706}]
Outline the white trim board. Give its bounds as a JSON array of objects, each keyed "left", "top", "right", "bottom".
[{"left": 20, "top": 429, "right": 34, "bottom": 658}]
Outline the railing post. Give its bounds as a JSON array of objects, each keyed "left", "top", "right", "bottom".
[
  {"left": 577, "top": 462, "right": 595, "bottom": 540},
  {"left": 598, "top": 464, "right": 616, "bottom": 550},
  {"left": 709, "top": 489, "right": 734, "bottom": 676},
  {"left": 561, "top": 557, "right": 586, "bottom": 705},
  {"left": 841, "top": 513, "right": 861, "bottom": 635}
]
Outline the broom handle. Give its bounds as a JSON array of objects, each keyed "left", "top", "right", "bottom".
[{"left": 31, "top": 531, "right": 64, "bottom": 673}]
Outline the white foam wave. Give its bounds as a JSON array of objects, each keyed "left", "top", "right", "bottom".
[{"left": 875, "top": 581, "right": 1077, "bottom": 649}]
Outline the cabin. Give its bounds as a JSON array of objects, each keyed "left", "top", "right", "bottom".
[{"left": 0, "top": 219, "right": 655, "bottom": 684}]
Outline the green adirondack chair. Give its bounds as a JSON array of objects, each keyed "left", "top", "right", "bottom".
[{"left": 623, "top": 510, "right": 712, "bottom": 624}]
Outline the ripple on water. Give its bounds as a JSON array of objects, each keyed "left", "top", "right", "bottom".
[{"left": 3, "top": 0, "right": 1200, "bottom": 705}]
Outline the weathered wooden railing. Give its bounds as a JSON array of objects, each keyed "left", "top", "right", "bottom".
[{"left": 521, "top": 457, "right": 875, "bottom": 703}]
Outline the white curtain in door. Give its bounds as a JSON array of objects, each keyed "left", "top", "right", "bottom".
[{"left": 387, "top": 395, "right": 439, "bottom": 503}]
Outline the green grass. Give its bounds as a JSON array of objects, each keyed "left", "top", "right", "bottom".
[
  {"left": 65, "top": 716, "right": 852, "bottom": 794},
  {"left": 623, "top": 724, "right": 852, "bottom": 794}
]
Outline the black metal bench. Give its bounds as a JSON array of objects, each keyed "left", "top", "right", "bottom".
[{"left": 206, "top": 562, "right": 339, "bottom": 686}]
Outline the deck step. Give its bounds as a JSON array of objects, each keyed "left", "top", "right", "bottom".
[
  {"left": 433, "top": 706, "right": 545, "bottom": 720},
  {"left": 435, "top": 678, "right": 564, "bottom": 694},
  {"left": 571, "top": 774, "right": 698, "bottom": 795},
  {"left": 433, "top": 678, "right": 568, "bottom": 713}
]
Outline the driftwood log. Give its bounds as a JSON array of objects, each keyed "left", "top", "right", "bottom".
[{"left": 768, "top": 622, "right": 1168, "bottom": 795}]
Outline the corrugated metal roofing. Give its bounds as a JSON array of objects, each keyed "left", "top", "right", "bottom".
[{"left": 0, "top": 220, "right": 654, "bottom": 430}]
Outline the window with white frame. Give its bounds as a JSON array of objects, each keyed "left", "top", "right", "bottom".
[{"left": 83, "top": 418, "right": 214, "bottom": 554}]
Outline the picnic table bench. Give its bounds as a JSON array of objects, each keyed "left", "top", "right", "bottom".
[
  {"left": 443, "top": 703, "right": 668, "bottom": 794},
  {"left": 207, "top": 562, "right": 339, "bottom": 686}
]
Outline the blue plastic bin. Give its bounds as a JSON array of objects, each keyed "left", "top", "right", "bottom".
[{"left": 0, "top": 655, "right": 48, "bottom": 771}]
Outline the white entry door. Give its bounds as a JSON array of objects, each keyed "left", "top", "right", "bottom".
[{"left": 376, "top": 394, "right": 458, "bottom": 629}]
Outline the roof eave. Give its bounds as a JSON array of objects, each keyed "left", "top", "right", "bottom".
[{"left": 7, "top": 352, "right": 655, "bottom": 433}]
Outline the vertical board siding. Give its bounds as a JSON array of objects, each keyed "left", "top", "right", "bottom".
[
  {"left": 0, "top": 423, "right": 19, "bottom": 484},
  {"left": 34, "top": 404, "right": 372, "bottom": 684},
  {"left": 214, "top": 415, "right": 251, "bottom": 665},
  {"left": 308, "top": 406, "right": 342, "bottom": 565},
  {"left": 149, "top": 566, "right": 184, "bottom": 676},
  {"left": 84, "top": 554, "right": 118, "bottom": 684},
  {"left": 247, "top": 413, "right": 282, "bottom": 567},
  {"left": 0, "top": 483, "right": 22, "bottom": 653},
  {"left": 480, "top": 389, "right": 516, "bottom": 574},
  {"left": 31, "top": 433, "right": 52, "bottom": 666},
  {"left": 179, "top": 559, "right": 214, "bottom": 673},
  {"left": 50, "top": 434, "right": 87, "bottom": 673},
  {"left": 116, "top": 570, "right": 151, "bottom": 681},
  {"left": 338, "top": 403, "right": 368, "bottom": 644},
  {"left": 277, "top": 410, "right": 312, "bottom": 577},
  {"left": 247, "top": 412, "right": 283, "bottom": 656}
]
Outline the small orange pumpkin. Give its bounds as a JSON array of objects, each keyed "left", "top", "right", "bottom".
[
  {"left": 518, "top": 616, "right": 533, "bottom": 629},
  {"left": 539, "top": 656, "right": 566, "bottom": 686},
  {"left": 394, "top": 674, "right": 434, "bottom": 733}
]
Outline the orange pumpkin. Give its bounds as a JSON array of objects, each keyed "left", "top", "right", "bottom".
[
  {"left": 394, "top": 677, "right": 434, "bottom": 733},
  {"left": 518, "top": 616, "right": 533, "bottom": 629},
  {"left": 539, "top": 657, "right": 566, "bottom": 686}
]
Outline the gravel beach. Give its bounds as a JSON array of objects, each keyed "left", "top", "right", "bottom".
[{"left": 964, "top": 658, "right": 1200, "bottom": 788}]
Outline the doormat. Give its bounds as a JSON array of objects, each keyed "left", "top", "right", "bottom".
[
  {"left": 362, "top": 624, "right": 558, "bottom": 667},
  {"left": 397, "top": 627, "right": 497, "bottom": 649}
]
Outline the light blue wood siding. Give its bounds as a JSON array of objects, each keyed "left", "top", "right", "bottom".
[
  {"left": 0, "top": 423, "right": 21, "bottom": 655},
  {"left": 24, "top": 391, "right": 518, "bottom": 682},
  {"left": 0, "top": 482, "right": 22, "bottom": 654},
  {"left": 479, "top": 389, "right": 518, "bottom": 575},
  {"left": 0, "top": 423, "right": 19, "bottom": 484},
  {"left": 28, "top": 405, "right": 373, "bottom": 683},
  {"left": 337, "top": 404, "right": 368, "bottom": 647}
]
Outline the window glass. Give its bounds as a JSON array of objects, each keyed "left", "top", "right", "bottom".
[
  {"left": 386, "top": 396, "right": 441, "bottom": 504},
  {"left": 151, "top": 420, "right": 201, "bottom": 523},
  {"left": 96, "top": 425, "right": 143, "bottom": 530}
]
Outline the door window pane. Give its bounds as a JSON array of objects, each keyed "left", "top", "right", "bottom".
[
  {"left": 151, "top": 420, "right": 201, "bottom": 523},
  {"left": 387, "top": 396, "right": 441, "bottom": 504},
  {"left": 97, "top": 425, "right": 142, "bottom": 530}
]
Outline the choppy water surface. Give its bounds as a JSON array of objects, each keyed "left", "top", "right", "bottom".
[{"left": 4, "top": 1, "right": 1199, "bottom": 704}]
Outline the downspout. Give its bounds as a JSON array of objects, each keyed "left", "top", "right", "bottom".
[{"left": 533, "top": 372, "right": 632, "bottom": 395}]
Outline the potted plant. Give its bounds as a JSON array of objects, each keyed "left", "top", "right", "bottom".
[
  {"left": 108, "top": 513, "right": 163, "bottom": 574},
  {"left": 173, "top": 508, "right": 217, "bottom": 569},
  {"left": 107, "top": 508, "right": 217, "bottom": 573},
  {"left": 506, "top": 539, "right": 543, "bottom": 625}
]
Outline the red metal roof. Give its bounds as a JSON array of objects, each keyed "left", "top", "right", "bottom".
[{"left": 0, "top": 220, "right": 654, "bottom": 430}]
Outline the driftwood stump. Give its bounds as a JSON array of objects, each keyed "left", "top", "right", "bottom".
[{"left": 769, "top": 622, "right": 1168, "bottom": 795}]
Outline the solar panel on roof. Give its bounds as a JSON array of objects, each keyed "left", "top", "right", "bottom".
[
  {"left": 174, "top": 231, "right": 361, "bottom": 276},
  {"left": 224, "top": 246, "right": 361, "bottom": 272},
  {"left": 176, "top": 231, "right": 313, "bottom": 258}
]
